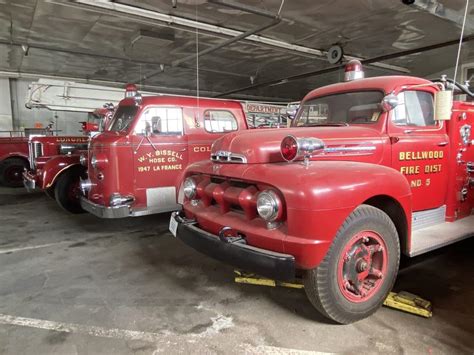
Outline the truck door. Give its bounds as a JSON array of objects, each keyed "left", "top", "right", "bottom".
[
  {"left": 132, "top": 106, "right": 188, "bottom": 210},
  {"left": 388, "top": 89, "right": 449, "bottom": 211}
]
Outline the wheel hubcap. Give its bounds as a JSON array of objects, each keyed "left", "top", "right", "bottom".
[
  {"left": 337, "top": 230, "right": 388, "bottom": 302},
  {"left": 5, "top": 166, "right": 23, "bottom": 183}
]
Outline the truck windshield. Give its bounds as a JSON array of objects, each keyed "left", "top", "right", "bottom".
[
  {"left": 108, "top": 105, "right": 138, "bottom": 132},
  {"left": 294, "top": 91, "right": 384, "bottom": 127}
]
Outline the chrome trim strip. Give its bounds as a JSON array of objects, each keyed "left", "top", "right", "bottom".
[{"left": 324, "top": 146, "right": 376, "bottom": 153}]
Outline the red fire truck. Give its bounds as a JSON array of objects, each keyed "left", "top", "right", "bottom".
[
  {"left": 170, "top": 62, "right": 474, "bottom": 324},
  {"left": 23, "top": 107, "right": 113, "bottom": 210},
  {"left": 0, "top": 128, "right": 57, "bottom": 187},
  {"left": 79, "top": 87, "right": 249, "bottom": 217}
]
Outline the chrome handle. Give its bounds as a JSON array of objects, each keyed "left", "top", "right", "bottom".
[
  {"left": 437, "top": 141, "right": 449, "bottom": 147},
  {"left": 404, "top": 129, "right": 413, "bottom": 134}
]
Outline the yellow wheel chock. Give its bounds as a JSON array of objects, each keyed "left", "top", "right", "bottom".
[{"left": 233, "top": 270, "right": 432, "bottom": 318}]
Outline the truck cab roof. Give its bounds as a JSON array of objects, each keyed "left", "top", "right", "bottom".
[{"left": 303, "top": 75, "right": 433, "bottom": 102}]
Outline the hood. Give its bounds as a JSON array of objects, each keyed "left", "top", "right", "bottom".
[
  {"left": 211, "top": 126, "right": 385, "bottom": 164},
  {"left": 90, "top": 131, "right": 128, "bottom": 150}
]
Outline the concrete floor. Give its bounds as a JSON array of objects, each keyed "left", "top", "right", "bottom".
[{"left": 0, "top": 187, "right": 473, "bottom": 354}]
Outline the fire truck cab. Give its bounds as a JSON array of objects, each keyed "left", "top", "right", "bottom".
[
  {"left": 171, "top": 63, "right": 474, "bottom": 324},
  {"left": 80, "top": 87, "right": 248, "bottom": 218}
]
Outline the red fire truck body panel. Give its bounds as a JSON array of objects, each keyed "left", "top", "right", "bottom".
[
  {"left": 0, "top": 137, "right": 29, "bottom": 162},
  {"left": 81, "top": 95, "right": 249, "bottom": 218}
]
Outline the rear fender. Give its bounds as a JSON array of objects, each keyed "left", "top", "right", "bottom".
[{"left": 41, "top": 155, "right": 83, "bottom": 189}]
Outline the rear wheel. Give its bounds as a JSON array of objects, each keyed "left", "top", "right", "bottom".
[
  {"left": 303, "top": 205, "right": 400, "bottom": 324},
  {"left": 54, "top": 167, "right": 85, "bottom": 214},
  {"left": 0, "top": 158, "right": 29, "bottom": 187}
]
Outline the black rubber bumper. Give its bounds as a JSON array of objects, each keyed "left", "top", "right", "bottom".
[{"left": 173, "top": 213, "right": 296, "bottom": 281}]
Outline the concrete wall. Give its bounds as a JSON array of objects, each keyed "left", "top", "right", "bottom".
[
  {"left": 0, "top": 78, "right": 13, "bottom": 133},
  {"left": 13, "top": 79, "right": 88, "bottom": 136}
]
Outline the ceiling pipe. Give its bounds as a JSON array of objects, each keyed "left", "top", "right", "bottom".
[
  {"left": 0, "top": 40, "right": 248, "bottom": 79},
  {"left": 207, "top": 0, "right": 279, "bottom": 19},
  {"left": 215, "top": 34, "right": 474, "bottom": 98},
  {"left": 69, "top": 0, "right": 408, "bottom": 74},
  {"left": 0, "top": 70, "right": 290, "bottom": 102},
  {"left": 171, "top": 18, "right": 281, "bottom": 68}
]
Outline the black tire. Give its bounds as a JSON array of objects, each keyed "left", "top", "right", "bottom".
[
  {"left": 303, "top": 205, "right": 400, "bottom": 324},
  {"left": 0, "top": 158, "right": 29, "bottom": 187},
  {"left": 54, "top": 167, "right": 85, "bottom": 214},
  {"left": 45, "top": 186, "right": 55, "bottom": 200}
]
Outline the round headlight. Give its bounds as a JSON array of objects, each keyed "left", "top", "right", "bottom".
[
  {"left": 91, "top": 155, "right": 98, "bottom": 169},
  {"left": 183, "top": 177, "right": 197, "bottom": 199},
  {"left": 256, "top": 190, "right": 282, "bottom": 222},
  {"left": 80, "top": 154, "right": 87, "bottom": 166}
]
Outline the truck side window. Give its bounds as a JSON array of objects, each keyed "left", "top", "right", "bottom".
[
  {"left": 135, "top": 107, "right": 183, "bottom": 135},
  {"left": 204, "top": 110, "right": 238, "bottom": 133},
  {"left": 392, "top": 91, "right": 435, "bottom": 127}
]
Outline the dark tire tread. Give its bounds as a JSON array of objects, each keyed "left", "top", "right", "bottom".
[{"left": 304, "top": 205, "right": 400, "bottom": 324}]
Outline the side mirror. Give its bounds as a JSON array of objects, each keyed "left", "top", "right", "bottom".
[
  {"left": 381, "top": 94, "right": 399, "bottom": 112},
  {"left": 144, "top": 122, "right": 153, "bottom": 137},
  {"left": 434, "top": 90, "right": 453, "bottom": 121}
]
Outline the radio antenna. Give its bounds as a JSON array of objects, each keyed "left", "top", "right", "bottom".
[{"left": 452, "top": 0, "right": 469, "bottom": 89}]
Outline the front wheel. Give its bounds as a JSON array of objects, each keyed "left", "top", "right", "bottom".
[
  {"left": 304, "top": 205, "right": 400, "bottom": 324},
  {"left": 54, "top": 167, "right": 85, "bottom": 214}
]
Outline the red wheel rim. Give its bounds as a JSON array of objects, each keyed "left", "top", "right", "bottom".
[
  {"left": 337, "top": 230, "right": 388, "bottom": 303},
  {"left": 4, "top": 165, "right": 24, "bottom": 184}
]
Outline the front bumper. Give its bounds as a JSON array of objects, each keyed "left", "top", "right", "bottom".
[
  {"left": 172, "top": 212, "right": 296, "bottom": 281},
  {"left": 80, "top": 196, "right": 182, "bottom": 218},
  {"left": 22, "top": 170, "right": 36, "bottom": 191},
  {"left": 80, "top": 196, "right": 131, "bottom": 218}
]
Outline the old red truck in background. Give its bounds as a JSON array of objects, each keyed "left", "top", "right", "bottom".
[
  {"left": 23, "top": 106, "right": 114, "bottom": 210},
  {"left": 79, "top": 88, "right": 249, "bottom": 217},
  {"left": 171, "top": 62, "right": 474, "bottom": 324},
  {"left": 0, "top": 128, "right": 57, "bottom": 187}
]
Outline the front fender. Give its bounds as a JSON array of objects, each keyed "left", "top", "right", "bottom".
[
  {"left": 186, "top": 160, "right": 412, "bottom": 269},
  {"left": 41, "top": 155, "right": 83, "bottom": 189}
]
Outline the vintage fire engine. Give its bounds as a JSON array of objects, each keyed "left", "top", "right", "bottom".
[
  {"left": 79, "top": 86, "right": 249, "bottom": 218},
  {"left": 22, "top": 107, "right": 113, "bottom": 210},
  {"left": 170, "top": 61, "right": 474, "bottom": 324},
  {"left": 0, "top": 128, "right": 57, "bottom": 187}
]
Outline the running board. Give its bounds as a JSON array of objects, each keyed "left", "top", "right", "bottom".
[{"left": 409, "top": 215, "right": 474, "bottom": 257}]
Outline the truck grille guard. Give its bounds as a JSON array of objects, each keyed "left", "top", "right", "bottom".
[{"left": 194, "top": 176, "right": 259, "bottom": 220}]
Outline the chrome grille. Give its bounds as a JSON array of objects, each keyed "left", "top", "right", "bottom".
[
  {"left": 28, "top": 141, "right": 43, "bottom": 169},
  {"left": 210, "top": 151, "right": 247, "bottom": 163}
]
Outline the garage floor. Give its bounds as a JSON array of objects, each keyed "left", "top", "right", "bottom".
[{"left": 0, "top": 188, "right": 473, "bottom": 354}]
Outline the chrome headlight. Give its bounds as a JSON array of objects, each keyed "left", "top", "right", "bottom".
[
  {"left": 91, "top": 155, "right": 98, "bottom": 169},
  {"left": 183, "top": 177, "right": 197, "bottom": 199},
  {"left": 257, "top": 190, "right": 282, "bottom": 222},
  {"left": 80, "top": 154, "right": 87, "bottom": 166}
]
